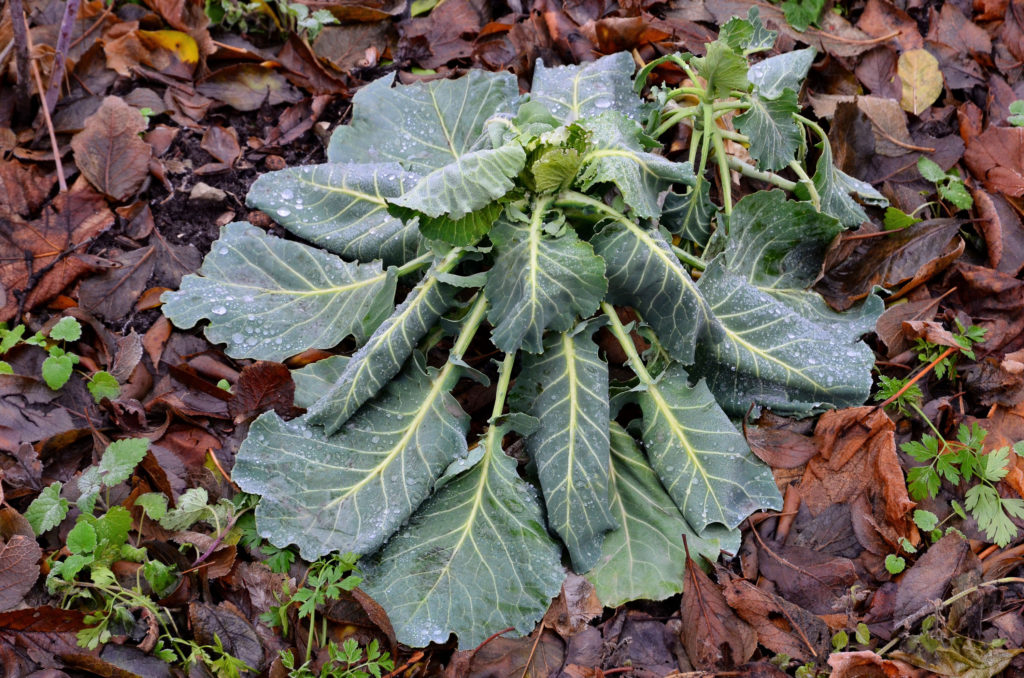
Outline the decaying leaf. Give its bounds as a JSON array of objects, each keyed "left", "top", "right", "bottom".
[
  {"left": 70, "top": 97, "right": 153, "bottom": 202},
  {"left": 898, "top": 49, "right": 944, "bottom": 115},
  {"left": 680, "top": 554, "right": 757, "bottom": 670}
]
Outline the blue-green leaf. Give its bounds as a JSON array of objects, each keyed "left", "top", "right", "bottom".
[
  {"left": 734, "top": 91, "right": 802, "bottom": 171},
  {"left": 531, "top": 52, "right": 643, "bottom": 124}
]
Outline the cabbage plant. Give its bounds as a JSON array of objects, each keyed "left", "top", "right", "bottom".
[{"left": 163, "top": 11, "right": 884, "bottom": 648}]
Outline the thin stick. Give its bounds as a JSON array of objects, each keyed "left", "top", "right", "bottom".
[
  {"left": 26, "top": 30, "right": 68, "bottom": 192},
  {"left": 812, "top": 28, "right": 901, "bottom": 45},
  {"left": 381, "top": 650, "right": 424, "bottom": 678},
  {"left": 875, "top": 346, "right": 956, "bottom": 410},
  {"left": 44, "top": 0, "right": 81, "bottom": 114}
]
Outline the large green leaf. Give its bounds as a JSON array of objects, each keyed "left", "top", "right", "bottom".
[
  {"left": 308, "top": 266, "right": 459, "bottom": 434},
  {"left": 518, "top": 322, "right": 613, "bottom": 572},
  {"left": 292, "top": 355, "right": 350, "bottom": 409},
  {"left": 485, "top": 208, "right": 607, "bottom": 354},
  {"left": 327, "top": 70, "right": 519, "bottom": 174},
  {"left": 747, "top": 48, "right": 815, "bottom": 99},
  {"left": 360, "top": 417, "right": 564, "bottom": 649},
  {"left": 637, "top": 364, "right": 782, "bottom": 534},
  {"left": 161, "top": 222, "right": 396, "bottom": 361},
  {"left": 389, "top": 145, "right": 526, "bottom": 220},
  {"left": 591, "top": 219, "right": 708, "bottom": 364},
  {"left": 694, "top": 191, "right": 879, "bottom": 415},
  {"left": 693, "top": 260, "right": 876, "bottom": 417},
  {"left": 805, "top": 139, "right": 887, "bottom": 227},
  {"left": 233, "top": 358, "right": 469, "bottom": 561},
  {"left": 576, "top": 113, "right": 695, "bottom": 218},
  {"left": 734, "top": 91, "right": 802, "bottom": 171},
  {"left": 586, "top": 424, "right": 740, "bottom": 608},
  {"left": 531, "top": 52, "right": 643, "bottom": 124},
  {"left": 662, "top": 182, "right": 716, "bottom": 247},
  {"left": 246, "top": 163, "right": 422, "bottom": 266},
  {"left": 691, "top": 40, "right": 749, "bottom": 98}
]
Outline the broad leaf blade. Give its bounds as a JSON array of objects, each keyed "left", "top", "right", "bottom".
[
  {"left": 327, "top": 71, "right": 519, "bottom": 174},
  {"left": 233, "top": 358, "right": 469, "bottom": 560},
  {"left": 691, "top": 41, "right": 749, "bottom": 98},
  {"left": 662, "top": 182, "right": 716, "bottom": 247},
  {"left": 586, "top": 424, "right": 740, "bottom": 607},
  {"left": 734, "top": 91, "right": 802, "bottom": 171},
  {"left": 747, "top": 48, "right": 815, "bottom": 99},
  {"left": 292, "top": 355, "right": 350, "bottom": 409},
  {"left": 638, "top": 364, "right": 782, "bottom": 533},
  {"left": 805, "top": 139, "right": 887, "bottom": 227},
  {"left": 693, "top": 259, "right": 876, "bottom": 417},
  {"left": 361, "top": 419, "right": 564, "bottom": 649},
  {"left": 591, "top": 219, "right": 708, "bottom": 364},
  {"left": 246, "top": 163, "right": 422, "bottom": 266},
  {"left": 308, "top": 266, "right": 459, "bottom": 434},
  {"left": 531, "top": 52, "right": 643, "bottom": 124},
  {"left": 161, "top": 222, "right": 396, "bottom": 361},
  {"left": 485, "top": 210, "right": 607, "bottom": 354},
  {"left": 389, "top": 145, "right": 527, "bottom": 220},
  {"left": 577, "top": 113, "right": 695, "bottom": 218},
  {"left": 519, "top": 322, "right": 614, "bottom": 572}
]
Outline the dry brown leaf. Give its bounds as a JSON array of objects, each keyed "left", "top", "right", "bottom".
[
  {"left": 721, "top": 576, "right": 830, "bottom": 662},
  {"left": 542, "top": 573, "right": 603, "bottom": 638},
  {"left": 70, "top": 96, "right": 152, "bottom": 202},
  {"left": 196, "top": 64, "right": 302, "bottom": 112},
  {"left": 828, "top": 651, "right": 924, "bottom": 678},
  {"left": 228, "top": 361, "right": 296, "bottom": 421},
  {"left": 0, "top": 508, "right": 41, "bottom": 612},
  {"left": 964, "top": 126, "right": 1024, "bottom": 198},
  {"left": 898, "top": 49, "right": 944, "bottom": 115},
  {"left": 681, "top": 552, "right": 756, "bottom": 669}
]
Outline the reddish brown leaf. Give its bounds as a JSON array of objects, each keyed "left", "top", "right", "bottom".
[
  {"left": 200, "top": 125, "right": 241, "bottom": 168},
  {"left": 0, "top": 180, "right": 114, "bottom": 322},
  {"left": 681, "top": 551, "right": 756, "bottom": 669},
  {"left": 70, "top": 97, "right": 152, "bottom": 202},
  {"left": 0, "top": 508, "right": 40, "bottom": 612},
  {"left": 197, "top": 64, "right": 302, "bottom": 112},
  {"left": 0, "top": 160, "right": 53, "bottom": 220},
  {"left": 947, "top": 263, "right": 1024, "bottom": 352},
  {"left": 451, "top": 630, "right": 564, "bottom": 678},
  {"left": 857, "top": 0, "right": 922, "bottom": 51},
  {"left": 721, "top": 576, "right": 831, "bottom": 663},
  {"left": 828, "top": 651, "right": 925, "bottom": 678},
  {"left": 229, "top": 361, "right": 296, "bottom": 421},
  {"left": 189, "top": 602, "right": 265, "bottom": 673},
  {"left": 314, "top": 24, "right": 391, "bottom": 72},
  {"left": 892, "top": 534, "right": 979, "bottom": 624},
  {"left": 964, "top": 126, "right": 1024, "bottom": 197},
  {"left": 926, "top": 3, "right": 992, "bottom": 55},
  {"left": 79, "top": 247, "right": 157, "bottom": 322},
  {"left": 758, "top": 543, "right": 862, "bottom": 615}
]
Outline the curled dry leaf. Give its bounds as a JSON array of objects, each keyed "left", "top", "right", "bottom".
[
  {"left": 0, "top": 508, "right": 41, "bottom": 612},
  {"left": 680, "top": 554, "right": 756, "bottom": 670},
  {"left": 964, "top": 126, "right": 1024, "bottom": 197},
  {"left": 70, "top": 97, "right": 153, "bottom": 202}
]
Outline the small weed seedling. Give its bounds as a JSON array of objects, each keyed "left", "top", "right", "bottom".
[
  {"left": 262, "top": 553, "right": 394, "bottom": 677},
  {"left": 912, "top": 319, "right": 986, "bottom": 381},
  {"left": 1009, "top": 100, "right": 1024, "bottom": 127},
  {"left": 917, "top": 156, "right": 973, "bottom": 212},
  {"left": 0, "top": 317, "right": 120, "bottom": 402}
]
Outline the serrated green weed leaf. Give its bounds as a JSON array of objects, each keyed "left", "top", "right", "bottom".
[
  {"left": 26, "top": 482, "right": 69, "bottom": 535},
  {"left": 48, "top": 317, "right": 82, "bottom": 342}
]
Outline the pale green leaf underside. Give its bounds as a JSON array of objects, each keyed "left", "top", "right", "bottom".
[
  {"left": 693, "top": 260, "right": 876, "bottom": 417},
  {"left": 233, "top": 359, "right": 468, "bottom": 561},
  {"left": 585, "top": 424, "right": 740, "bottom": 608},
  {"left": 308, "top": 268, "right": 458, "bottom": 434},
  {"left": 327, "top": 70, "right": 519, "bottom": 175},
  {"left": 519, "top": 323, "right": 614, "bottom": 572},
  {"left": 734, "top": 91, "right": 802, "bottom": 171},
  {"left": 638, "top": 364, "right": 782, "bottom": 534},
  {"left": 531, "top": 52, "right": 643, "bottom": 124},
  {"left": 246, "top": 163, "right": 422, "bottom": 266},
  {"left": 591, "top": 220, "right": 707, "bottom": 364},
  {"left": 292, "top": 355, "right": 350, "bottom": 409},
  {"left": 161, "top": 222, "right": 396, "bottom": 361},
  {"left": 361, "top": 423, "right": 564, "bottom": 649},
  {"left": 485, "top": 212, "right": 607, "bottom": 354},
  {"left": 577, "top": 112, "right": 695, "bottom": 219},
  {"left": 390, "top": 145, "right": 527, "bottom": 220},
  {"left": 747, "top": 48, "right": 815, "bottom": 99}
]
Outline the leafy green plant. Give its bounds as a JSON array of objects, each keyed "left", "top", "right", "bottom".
[
  {"left": 262, "top": 552, "right": 392, "bottom": 677},
  {"left": 778, "top": 0, "right": 826, "bottom": 31},
  {"left": 27, "top": 438, "right": 253, "bottom": 673},
  {"left": 917, "top": 156, "right": 973, "bottom": 211},
  {"left": 163, "top": 12, "right": 886, "bottom": 647},
  {"left": 205, "top": 0, "right": 336, "bottom": 40},
  {"left": 912, "top": 320, "right": 985, "bottom": 380},
  {"left": 0, "top": 317, "right": 121, "bottom": 401}
]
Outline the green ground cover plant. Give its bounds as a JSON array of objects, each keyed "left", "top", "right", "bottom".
[{"left": 163, "top": 10, "right": 887, "bottom": 647}]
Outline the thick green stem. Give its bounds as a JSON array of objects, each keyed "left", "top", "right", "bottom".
[
  {"left": 449, "top": 293, "right": 489, "bottom": 361},
  {"left": 653, "top": 105, "right": 700, "bottom": 138},
  {"left": 664, "top": 85, "right": 706, "bottom": 100},
  {"left": 394, "top": 251, "right": 438, "bottom": 277},
  {"left": 717, "top": 128, "right": 749, "bottom": 144},
  {"left": 725, "top": 156, "right": 798, "bottom": 192},
  {"left": 601, "top": 303, "right": 654, "bottom": 384},
  {"left": 672, "top": 245, "right": 707, "bottom": 271},
  {"left": 788, "top": 160, "right": 820, "bottom": 210},
  {"left": 489, "top": 351, "right": 516, "bottom": 423},
  {"left": 706, "top": 103, "right": 732, "bottom": 216},
  {"left": 713, "top": 101, "right": 750, "bottom": 113}
]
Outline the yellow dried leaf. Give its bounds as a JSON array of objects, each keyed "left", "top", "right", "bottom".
[
  {"left": 898, "top": 49, "right": 943, "bottom": 115},
  {"left": 137, "top": 30, "right": 199, "bottom": 64}
]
